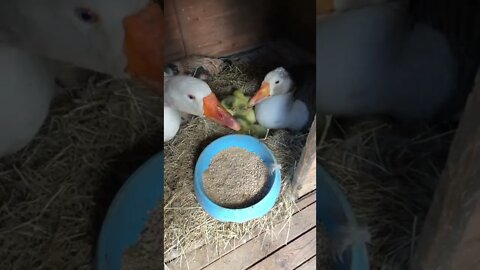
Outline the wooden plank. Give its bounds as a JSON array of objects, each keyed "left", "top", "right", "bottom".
[
  {"left": 203, "top": 203, "right": 316, "bottom": 270},
  {"left": 249, "top": 229, "right": 316, "bottom": 270},
  {"left": 295, "top": 256, "right": 316, "bottom": 270},
  {"left": 292, "top": 117, "right": 317, "bottom": 198},
  {"left": 164, "top": 0, "right": 186, "bottom": 62},
  {"left": 411, "top": 70, "right": 480, "bottom": 269},
  {"left": 165, "top": 192, "right": 316, "bottom": 267},
  {"left": 173, "top": 0, "right": 271, "bottom": 57},
  {"left": 451, "top": 201, "right": 480, "bottom": 269}
]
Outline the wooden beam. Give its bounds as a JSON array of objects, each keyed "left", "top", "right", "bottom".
[
  {"left": 411, "top": 70, "right": 480, "bottom": 269},
  {"left": 292, "top": 117, "right": 317, "bottom": 198}
]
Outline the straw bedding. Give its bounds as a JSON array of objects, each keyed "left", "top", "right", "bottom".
[
  {"left": 0, "top": 76, "right": 163, "bottom": 269},
  {"left": 163, "top": 54, "right": 309, "bottom": 264},
  {"left": 0, "top": 43, "right": 463, "bottom": 270},
  {"left": 163, "top": 119, "right": 306, "bottom": 263},
  {"left": 318, "top": 116, "right": 457, "bottom": 269}
]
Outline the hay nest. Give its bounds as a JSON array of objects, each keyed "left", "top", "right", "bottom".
[
  {"left": 0, "top": 77, "right": 163, "bottom": 269},
  {"left": 318, "top": 116, "right": 457, "bottom": 269},
  {"left": 163, "top": 60, "right": 308, "bottom": 263}
]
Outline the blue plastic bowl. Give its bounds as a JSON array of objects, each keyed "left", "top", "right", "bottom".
[
  {"left": 194, "top": 134, "right": 281, "bottom": 223},
  {"left": 96, "top": 151, "right": 164, "bottom": 270},
  {"left": 317, "top": 163, "right": 369, "bottom": 270}
]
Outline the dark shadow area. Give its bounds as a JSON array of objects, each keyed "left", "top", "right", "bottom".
[{"left": 90, "top": 131, "right": 163, "bottom": 258}]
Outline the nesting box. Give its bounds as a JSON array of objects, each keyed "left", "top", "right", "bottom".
[
  {"left": 164, "top": 1, "right": 317, "bottom": 268},
  {"left": 164, "top": 0, "right": 317, "bottom": 198}
]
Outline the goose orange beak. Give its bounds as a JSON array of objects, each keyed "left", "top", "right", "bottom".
[
  {"left": 203, "top": 93, "right": 241, "bottom": 131},
  {"left": 249, "top": 82, "right": 270, "bottom": 106},
  {"left": 123, "top": 3, "right": 163, "bottom": 92}
]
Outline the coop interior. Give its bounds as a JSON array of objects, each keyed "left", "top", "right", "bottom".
[
  {"left": 163, "top": 0, "right": 317, "bottom": 269},
  {"left": 0, "top": 7, "right": 164, "bottom": 270},
  {"left": 0, "top": 58, "right": 164, "bottom": 269},
  {"left": 316, "top": 0, "right": 480, "bottom": 269},
  {"left": 1, "top": 0, "right": 479, "bottom": 269}
]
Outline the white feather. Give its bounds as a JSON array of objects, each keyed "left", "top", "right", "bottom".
[{"left": 331, "top": 223, "right": 371, "bottom": 262}]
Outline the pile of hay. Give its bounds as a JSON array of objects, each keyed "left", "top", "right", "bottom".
[
  {"left": 0, "top": 76, "right": 163, "bottom": 269},
  {"left": 163, "top": 59, "right": 308, "bottom": 263},
  {"left": 318, "top": 116, "right": 457, "bottom": 269}
]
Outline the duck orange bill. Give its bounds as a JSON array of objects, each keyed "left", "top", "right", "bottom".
[
  {"left": 249, "top": 82, "right": 271, "bottom": 106},
  {"left": 123, "top": 3, "right": 163, "bottom": 93},
  {"left": 203, "top": 93, "right": 241, "bottom": 131}
]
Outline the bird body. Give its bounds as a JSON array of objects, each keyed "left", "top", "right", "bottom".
[
  {"left": 0, "top": 0, "right": 163, "bottom": 157},
  {"left": 250, "top": 66, "right": 315, "bottom": 131},
  {"left": 316, "top": 2, "right": 457, "bottom": 120},
  {"left": 255, "top": 94, "right": 309, "bottom": 130}
]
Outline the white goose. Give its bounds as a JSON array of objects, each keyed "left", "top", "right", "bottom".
[
  {"left": 0, "top": 0, "right": 163, "bottom": 157},
  {"left": 316, "top": 2, "right": 458, "bottom": 120},
  {"left": 164, "top": 75, "right": 240, "bottom": 142},
  {"left": 249, "top": 66, "right": 315, "bottom": 131}
]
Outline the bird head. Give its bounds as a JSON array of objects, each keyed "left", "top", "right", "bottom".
[
  {"left": 0, "top": 0, "right": 163, "bottom": 92},
  {"left": 165, "top": 76, "right": 241, "bottom": 131},
  {"left": 249, "top": 67, "right": 293, "bottom": 106}
]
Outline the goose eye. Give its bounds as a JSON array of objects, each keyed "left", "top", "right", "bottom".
[
  {"left": 275, "top": 80, "right": 280, "bottom": 84},
  {"left": 187, "top": 94, "right": 195, "bottom": 100},
  {"left": 75, "top": 8, "right": 99, "bottom": 24}
]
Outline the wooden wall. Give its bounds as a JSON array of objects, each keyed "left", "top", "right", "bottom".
[
  {"left": 164, "top": 0, "right": 272, "bottom": 62},
  {"left": 164, "top": 0, "right": 316, "bottom": 62}
]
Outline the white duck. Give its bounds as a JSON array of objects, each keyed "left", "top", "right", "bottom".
[
  {"left": 249, "top": 66, "right": 315, "bottom": 131},
  {"left": 164, "top": 75, "right": 240, "bottom": 142},
  {"left": 0, "top": 0, "right": 163, "bottom": 85},
  {"left": 316, "top": 2, "right": 458, "bottom": 120},
  {"left": 0, "top": 1, "right": 163, "bottom": 157}
]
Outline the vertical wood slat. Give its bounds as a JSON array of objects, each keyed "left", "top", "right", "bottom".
[
  {"left": 164, "top": 0, "right": 186, "bottom": 62},
  {"left": 292, "top": 116, "right": 317, "bottom": 199},
  {"left": 411, "top": 70, "right": 480, "bottom": 269}
]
